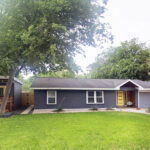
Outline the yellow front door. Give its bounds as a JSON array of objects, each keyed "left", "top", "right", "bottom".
[{"left": 117, "top": 91, "right": 124, "bottom": 107}]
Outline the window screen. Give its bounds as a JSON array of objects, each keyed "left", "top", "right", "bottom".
[{"left": 47, "top": 91, "right": 56, "bottom": 104}]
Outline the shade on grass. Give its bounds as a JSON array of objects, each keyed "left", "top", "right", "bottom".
[{"left": 0, "top": 112, "right": 150, "bottom": 150}]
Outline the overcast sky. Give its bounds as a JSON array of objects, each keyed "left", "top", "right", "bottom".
[{"left": 75, "top": 0, "right": 150, "bottom": 73}]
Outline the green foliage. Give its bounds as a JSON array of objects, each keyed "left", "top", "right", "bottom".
[
  {"left": 53, "top": 107, "right": 63, "bottom": 112},
  {"left": 38, "top": 70, "right": 76, "bottom": 78},
  {"left": 0, "top": 0, "right": 111, "bottom": 76},
  {"left": 90, "top": 106, "right": 98, "bottom": 111},
  {"left": 0, "top": 112, "right": 150, "bottom": 150},
  {"left": 18, "top": 75, "right": 35, "bottom": 92},
  {"left": 89, "top": 39, "right": 150, "bottom": 80},
  {"left": 76, "top": 74, "right": 87, "bottom": 79},
  {"left": 18, "top": 70, "right": 76, "bottom": 91},
  {"left": 106, "top": 107, "right": 114, "bottom": 110},
  {"left": 0, "top": 0, "right": 112, "bottom": 112}
]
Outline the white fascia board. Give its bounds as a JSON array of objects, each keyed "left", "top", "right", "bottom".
[
  {"left": 30, "top": 87, "right": 118, "bottom": 90},
  {"left": 14, "top": 77, "right": 23, "bottom": 85},
  {"left": 139, "top": 89, "right": 150, "bottom": 92},
  {"left": 116, "top": 79, "right": 144, "bottom": 90}
]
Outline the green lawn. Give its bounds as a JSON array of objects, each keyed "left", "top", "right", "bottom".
[{"left": 0, "top": 112, "right": 150, "bottom": 150}]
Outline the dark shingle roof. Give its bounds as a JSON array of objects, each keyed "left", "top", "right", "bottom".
[
  {"left": 133, "top": 80, "right": 150, "bottom": 88},
  {"left": 31, "top": 78, "right": 150, "bottom": 89}
]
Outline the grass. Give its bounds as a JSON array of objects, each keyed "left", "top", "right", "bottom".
[{"left": 0, "top": 112, "right": 150, "bottom": 150}]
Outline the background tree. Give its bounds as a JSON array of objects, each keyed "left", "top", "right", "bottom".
[
  {"left": 19, "top": 70, "right": 87, "bottom": 92},
  {"left": 89, "top": 39, "right": 150, "bottom": 80},
  {"left": 38, "top": 70, "right": 75, "bottom": 78},
  {"left": 18, "top": 75, "right": 35, "bottom": 92},
  {"left": 0, "top": 0, "right": 112, "bottom": 113}
]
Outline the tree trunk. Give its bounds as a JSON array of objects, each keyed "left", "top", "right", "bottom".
[
  {"left": 0, "top": 68, "right": 16, "bottom": 114},
  {"left": 15, "top": 62, "right": 25, "bottom": 77}
]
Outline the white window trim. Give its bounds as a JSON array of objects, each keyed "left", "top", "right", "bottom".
[
  {"left": 86, "top": 91, "right": 104, "bottom": 104},
  {"left": 47, "top": 90, "right": 57, "bottom": 105}
]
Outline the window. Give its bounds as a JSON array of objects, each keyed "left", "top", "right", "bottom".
[
  {"left": 0, "top": 86, "right": 5, "bottom": 97},
  {"left": 96, "top": 91, "right": 103, "bottom": 103},
  {"left": 87, "top": 91, "right": 94, "bottom": 103},
  {"left": 47, "top": 91, "right": 57, "bottom": 104},
  {"left": 86, "top": 91, "right": 104, "bottom": 104}
]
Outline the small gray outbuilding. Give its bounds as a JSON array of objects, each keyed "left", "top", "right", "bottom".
[
  {"left": 0, "top": 76, "right": 22, "bottom": 112},
  {"left": 31, "top": 78, "right": 150, "bottom": 109}
]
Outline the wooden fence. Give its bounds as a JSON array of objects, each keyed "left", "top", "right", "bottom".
[{"left": 22, "top": 92, "right": 34, "bottom": 106}]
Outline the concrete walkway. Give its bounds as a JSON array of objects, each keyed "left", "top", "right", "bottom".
[
  {"left": 115, "top": 108, "right": 150, "bottom": 115},
  {"left": 33, "top": 108, "right": 150, "bottom": 115},
  {"left": 21, "top": 105, "right": 34, "bottom": 114}
]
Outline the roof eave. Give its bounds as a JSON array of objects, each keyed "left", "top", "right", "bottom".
[
  {"left": 30, "top": 87, "right": 119, "bottom": 90},
  {"left": 139, "top": 89, "right": 150, "bottom": 92},
  {"left": 0, "top": 76, "right": 22, "bottom": 85},
  {"left": 116, "top": 79, "right": 144, "bottom": 90}
]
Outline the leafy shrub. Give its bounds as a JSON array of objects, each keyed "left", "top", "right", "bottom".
[
  {"left": 106, "top": 107, "right": 114, "bottom": 110},
  {"left": 90, "top": 106, "right": 98, "bottom": 111},
  {"left": 147, "top": 107, "right": 150, "bottom": 113},
  {"left": 57, "top": 108, "right": 63, "bottom": 112},
  {"left": 53, "top": 107, "right": 63, "bottom": 112}
]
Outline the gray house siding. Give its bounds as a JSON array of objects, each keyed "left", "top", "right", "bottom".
[
  {"left": 139, "top": 92, "right": 150, "bottom": 108},
  {"left": 0, "top": 81, "right": 22, "bottom": 110},
  {"left": 14, "top": 82, "right": 22, "bottom": 109},
  {"left": 34, "top": 90, "right": 116, "bottom": 109}
]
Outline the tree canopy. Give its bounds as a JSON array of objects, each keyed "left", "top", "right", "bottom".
[
  {"left": 89, "top": 39, "right": 150, "bottom": 80},
  {"left": 0, "top": 0, "right": 112, "bottom": 76},
  {"left": 0, "top": 0, "right": 112, "bottom": 113}
]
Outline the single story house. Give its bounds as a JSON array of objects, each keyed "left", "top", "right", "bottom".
[
  {"left": 0, "top": 76, "right": 22, "bottom": 112},
  {"left": 31, "top": 78, "right": 150, "bottom": 109}
]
